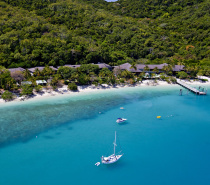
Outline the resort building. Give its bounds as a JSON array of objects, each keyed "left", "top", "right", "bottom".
[
  {"left": 7, "top": 63, "right": 185, "bottom": 77},
  {"left": 63, "top": 64, "right": 81, "bottom": 68},
  {"left": 27, "top": 66, "right": 58, "bottom": 75},
  {"left": 36, "top": 80, "right": 47, "bottom": 85},
  {"left": 114, "top": 63, "right": 185, "bottom": 74},
  {"left": 95, "top": 63, "right": 112, "bottom": 70},
  {"left": 8, "top": 67, "right": 25, "bottom": 73},
  {"left": 21, "top": 81, "right": 32, "bottom": 85}
]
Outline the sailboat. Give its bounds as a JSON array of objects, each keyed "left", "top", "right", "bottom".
[{"left": 101, "top": 131, "right": 123, "bottom": 164}]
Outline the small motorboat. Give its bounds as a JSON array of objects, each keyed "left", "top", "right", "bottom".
[
  {"left": 116, "top": 118, "right": 127, "bottom": 123},
  {"left": 95, "top": 162, "right": 100, "bottom": 166},
  {"left": 120, "top": 107, "right": 124, "bottom": 110}
]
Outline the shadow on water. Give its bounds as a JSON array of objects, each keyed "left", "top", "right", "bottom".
[
  {"left": 103, "top": 160, "right": 126, "bottom": 170},
  {"left": 117, "top": 121, "right": 129, "bottom": 126}
]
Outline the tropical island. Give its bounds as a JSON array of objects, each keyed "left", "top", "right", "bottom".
[{"left": 0, "top": 0, "right": 209, "bottom": 102}]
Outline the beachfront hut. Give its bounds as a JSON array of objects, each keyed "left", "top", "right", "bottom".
[
  {"left": 95, "top": 63, "right": 112, "bottom": 70},
  {"left": 21, "top": 81, "right": 32, "bottom": 85},
  {"left": 63, "top": 65, "right": 81, "bottom": 69},
  {"left": 115, "top": 63, "right": 184, "bottom": 73},
  {"left": 8, "top": 67, "right": 25, "bottom": 73},
  {"left": 28, "top": 67, "right": 44, "bottom": 74},
  {"left": 28, "top": 66, "right": 58, "bottom": 75},
  {"left": 114, "top": 63, "right": 132, "bottom": 71},
  {"left": 36, "top": 80, "right": 47, "bottom": 85},
  {"left": 172, "top": 65, "right": 185, "bottom": 72},
  {"left": 113, "top": 63, "right": 132, "bottom": 75}
]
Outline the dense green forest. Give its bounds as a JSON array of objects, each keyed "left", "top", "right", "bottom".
[{"left": 0, "top": 0, "right": 209, "bottom": 68}]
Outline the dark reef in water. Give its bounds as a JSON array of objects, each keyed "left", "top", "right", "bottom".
[{"left": 0, "top": 88, "right": 173, "bottom": 148}]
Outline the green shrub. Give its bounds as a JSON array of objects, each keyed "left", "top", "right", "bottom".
[
  {"left": 68, "top": 83, "right": 78, "bottom": 91},
  {"left": 119, "top": 78, "right": 125, "bottom": 83},
  {"left": 165, "top": 77, "right": 171, "bottom": 84},
  {"left": 170, "top": 77, "right": 177, "bottom": 84},
  {"left": 159, "top": 73, "right": 166, "bottom": 80},
  {"left": 34, "top": 85, "right": 43, "bottom": 92},
  {"left": 92, "top": 81, "right": 98, "bottom": 86},
  {"left": 1, "top": 90, "right": 15, "bottom": 101},
  {"left": 200, "top": 79, "right": 208, "bottom": 82},
  {"left": 20, "top": 84, "right": 33, "bottom": 96},
  {"left": 177, "top": 71, "right": 188, "bottom": 79}
]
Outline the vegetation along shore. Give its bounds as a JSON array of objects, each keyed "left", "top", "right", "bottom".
[{"left": 0, "top": 0, "right": 209, "bottom": 102}]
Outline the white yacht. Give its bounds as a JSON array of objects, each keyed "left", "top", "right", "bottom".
[{"left": 101, "top": 131, "right": 123, "bottom": 164}]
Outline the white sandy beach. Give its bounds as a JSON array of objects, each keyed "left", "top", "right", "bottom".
[{"left": 0, "top": 78, "right": 209, "bottom": 104}]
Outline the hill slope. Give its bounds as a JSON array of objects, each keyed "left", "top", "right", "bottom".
[{"left": 0, "top": 0, "right": 209, "bottom": 68}]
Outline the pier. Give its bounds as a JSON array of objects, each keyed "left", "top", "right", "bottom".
[{"left": 177, "top": 79, "right": 207, "bottom": 95}]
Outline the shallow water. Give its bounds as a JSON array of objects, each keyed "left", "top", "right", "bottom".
[{"left": 0, "top": 85, "right": 210, "bottom": 185}]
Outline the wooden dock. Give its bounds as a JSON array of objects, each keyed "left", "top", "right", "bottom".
[{"left": 177, "top": 79, "right": 207, "bottom": 95}]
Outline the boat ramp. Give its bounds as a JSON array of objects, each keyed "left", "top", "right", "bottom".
[{"left": 177, "top": 79, "right": 207, "bottom": 95}]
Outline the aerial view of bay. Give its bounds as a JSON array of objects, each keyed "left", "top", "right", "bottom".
[
  {"left": 0, "top": 0, "right": 209, "bottom": 184},
  {"left": 0, "top": 85, "right": 210, "bottom": 185}
]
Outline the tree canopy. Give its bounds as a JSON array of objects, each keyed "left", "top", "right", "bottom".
[{"left": 0, "top": 0, "right": 209, "bottom": 68}]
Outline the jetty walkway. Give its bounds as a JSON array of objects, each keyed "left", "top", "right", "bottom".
[{"left": 177, "top": 79, "right": 206, "bottom": 95}]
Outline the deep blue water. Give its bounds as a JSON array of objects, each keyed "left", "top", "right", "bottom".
[{"left": 0, "top": 85, "right": 210, "bottom": 185}]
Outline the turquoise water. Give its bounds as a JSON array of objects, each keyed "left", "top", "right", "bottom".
[{"left": 0, "top": 85, "right": 210, "bottom": 185}]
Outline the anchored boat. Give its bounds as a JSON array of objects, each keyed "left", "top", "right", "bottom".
[
  {"left": 116, "top": 118, "right": 127, "bottom": 123},
  {"left": 101, "top": 131, "right": 123, "bottom": 164}
]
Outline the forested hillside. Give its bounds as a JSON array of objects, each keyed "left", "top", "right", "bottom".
[
  {"left": 84, "top": 0, "right": 205, "bottom": 18},
  {"left": 0, "top": 0, "right": 209, "bottom": 68}
]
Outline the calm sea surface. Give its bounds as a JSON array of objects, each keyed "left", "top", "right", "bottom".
[{"left": 0, "top": 85, "right": 210, "bottom": 185}]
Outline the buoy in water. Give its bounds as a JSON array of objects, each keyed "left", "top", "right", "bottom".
[{"left": 157, "top": 116, "right": 161, "bottom": 119}]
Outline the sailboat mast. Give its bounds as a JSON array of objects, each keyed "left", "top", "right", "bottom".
[{"left": 114, "top": 131, "right": 116, "bottom": 155}]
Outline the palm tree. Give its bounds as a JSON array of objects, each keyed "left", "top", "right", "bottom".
[
  {"left": 152, "top": 67, "right": 159, "bottom": 74},
  {"left": 184, "top": 65, "right": 191, "bottom": 73},
  {"left": 178, "top": 60, "right": 185, "bottom": 70},
  {"left": 143, "top": 65, "right": 150, "bottom": 72},
  {"left": 162, "top": 65, "right": 170, "bottom": 74},
  {"left": 121, "top": 70, "right": 134, "bottom": 80},
  {"left": 130, "top": 62, "right": 137, "bottom": 71},
  {"left": 30, "top": 76, "right": 37, "bottom": 86},
  {"left": 42, "top": 66, "right": 54, "bottom": 80},
  {"left": 34, "top": 68, "right": 41, "bottom": 77},
  {"left": 167, "top": 64, "right": 173, "bottom": 75},
  {"left": 23, "top": 69, "right": 31, "bottom": 79}
]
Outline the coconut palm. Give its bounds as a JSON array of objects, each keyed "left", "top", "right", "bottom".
[
  {"left": 143, "top": 65, "right": 150, "bottom": 72},
  {"left": 130, "top": 62, "right": 137, "bottom": 71},
  {"left": 177, "top": 60, "right": 185, "bottom": 70},
  {"left": 152, "top": 67, "right": 159, "bottom": 74},
  {"left": 42, "top": 66, "right": 54, "bottom": 80},
  {"left": 121, "top": 70, "right": 134, "bottom": 80},
  {"left": 23, "top": 69, "right": 31, "bottom": 79},
  {"left": 34, "top": 68, "right": 41, "bottom": 77},
  {"left": 162, "top": 65, "right": 172, "bottom": 75}
]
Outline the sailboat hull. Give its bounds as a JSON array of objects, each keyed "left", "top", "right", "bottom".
[{"left": 101, "top": 154, "right": 123, "bottom": 164}]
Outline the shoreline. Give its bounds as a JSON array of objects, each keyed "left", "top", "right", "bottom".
[{"left": 0, "top": 78, "right": 209, "bottom": 105}]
